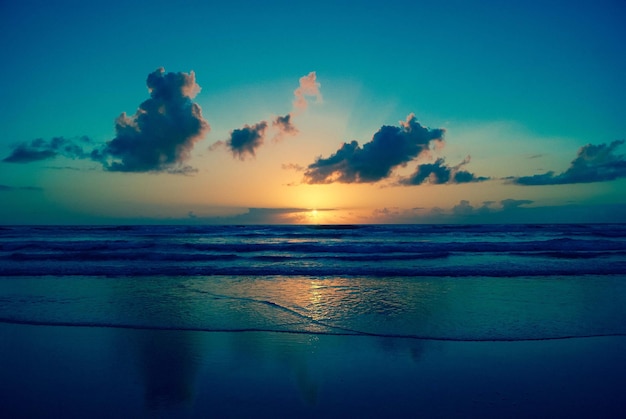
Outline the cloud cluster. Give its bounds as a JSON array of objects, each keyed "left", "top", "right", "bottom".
[
  {"left": 2, "top": 136, "right": 92, "bottom": 163},
  {"left": 452, "top": 199, "right": 533, "bottom": 216},
  {"left": 443, "top": 199, "right": 529, "bottom": 218},
  {"left": 3, "top": 69, "right": 209, "bottom": 174},
  {"left": 399, "top": 156, "right": 488, "bottom": 185},
  {"left": 217, "top": 72, "right": 319, "bottom": 160},
  {"left": 303, "top": 114, "right": 445, "bottom": 184},
  {"left": 92, "top": 68, "right": 209, "bottom": 173},
  {"left": 511, "top": 140, "right": 626, "bottom": 185},
  {"left": 5, "top": 66, "right": 623, "bottom": 196}
]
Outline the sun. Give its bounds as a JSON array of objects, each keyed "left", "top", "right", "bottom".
[{"left": 308, "top": 209, "right": 319, "bottom": 223}]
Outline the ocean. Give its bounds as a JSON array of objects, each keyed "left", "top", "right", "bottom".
[{"left": 1, "top": 224, "right": 626, "bottom": 417}]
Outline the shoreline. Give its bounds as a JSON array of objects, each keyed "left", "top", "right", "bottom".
[{"left": 1, "top": 318, "right": 625, "bottom": 342}]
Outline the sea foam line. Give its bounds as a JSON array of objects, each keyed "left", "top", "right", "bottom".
[{"left": 1, "top": 317, "right": 625, "bottom": 343}]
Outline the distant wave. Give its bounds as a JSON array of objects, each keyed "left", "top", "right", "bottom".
[
  {"left": 2, "top": 237, "right": 625, "bottom": 254},
  {"left": 1, "top": 224, "right": 625, "bottom": 277},
  {"left": 1, "top": 262, "right": 625, "bottom": 277}
]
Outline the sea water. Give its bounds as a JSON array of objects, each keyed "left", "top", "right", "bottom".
[{"left": 1, "top": 224, "right": 625, "bottom": 417}]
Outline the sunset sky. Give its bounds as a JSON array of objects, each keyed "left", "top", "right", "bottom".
[{"left": 1, "top": 0, "right": 625, "bottom": 224}]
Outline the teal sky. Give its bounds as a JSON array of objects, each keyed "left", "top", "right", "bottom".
[{"left": 1, "top": 0, "right": 625, "bottom": 224}]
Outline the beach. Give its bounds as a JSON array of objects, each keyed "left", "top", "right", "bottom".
[
  {"left": 1, "top": 224, "right": 625, "bottom": 417},
  {"left": 1, "top": 322, "right": 625, "bottom": 418}
]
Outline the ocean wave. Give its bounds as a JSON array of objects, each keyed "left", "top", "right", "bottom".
[
  {"left": 3, "top": 237, "right": 624, "bottom": 254},
  {"left": 509, "top": 250, "right": 626, "bottom": 259},
  {"left": 1, "top": 261, "right": 625, "bottom": 277},
  {"left": 1, "top": 224, "right": 625, "bottom": 278},
  {"left": 3, "top": 251, "right": 240, "bottom": 262}
]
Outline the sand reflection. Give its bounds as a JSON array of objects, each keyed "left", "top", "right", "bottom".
[
  {"left": 129, "top": 329, "right": 201, "bottom": 410},
  {"left": 111, "top": 275, "right": 445, "bottom": 412}
]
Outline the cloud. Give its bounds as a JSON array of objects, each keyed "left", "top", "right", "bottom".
[
  {"left": 501, "top": 198, "right": 533, "bottom": 210},
  {"left": 3, "top": 136, "right": 92, "bottom": 163},
  {"left": 452, "top": 200, "right": 475, "bottom": 216},
  {"left": 399, "top": 156, "right": 488, "bottom": 185},
  {"left": 214, "top": 72, "right": 319, "bottom": 159},
  {"left": 214, "top": 115, "right": 290, "bottom": 160},
  {"left": 223, "top": 121, "right": 268, "bottom": 160},
  {"left": 4, "top": 69, "right": 209, "bottom": 174},
  {"left": 92, "top": 68, "right": 209, "bottom": 173},
  {"left": 422, "top": 198, "right": 535, "bottom": 221},
  {"left": 293, "top": 71, "right": 322, "bottom": 111},
  {"left": 272, "top": 113, "right": 299, "bottom": 139},
  {"left": 452, "top": 199, "right": 533, "bottom": 217},
  {"left": 0, "top": 184, "right": 43, "bottom": 191},
  {"left": 303, "top": 114, "right": 445, "bottom": 184},
  {"left": 281, "top": 163, "right": 305, "bottom": 171},
  {"left": 511, "top": 140, "right": 626, "bottom": 185},
  {"left": 219, "top": 207, "right": 320, "bottom": 224}
]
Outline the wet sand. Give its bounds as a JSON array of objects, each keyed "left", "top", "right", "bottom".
[{"left": 1, "top": 322, "right": 624, "bottom": 418}]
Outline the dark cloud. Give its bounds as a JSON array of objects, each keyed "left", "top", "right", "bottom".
[
  {"left": 92, "top": 68, "right": 209, "bottom": 173},
  {"left": 372, "top": 207, "right": 402, "bottom": 220},
  {"left": 511, "top": 140, "right": 626, "bottom": 185},
  {"left": 452, "top": 200, "right": 474, "bottom": 216},
  {"left": 501, "top": 198, "right": 533, "bottom": 210},
  {"left": 216, "top": 116, "right": 292, "bottom": 159},
  {"left": 214, "top": 72, "right": 319, "bottom": 159},
  {"left": 224, "top": 121, "right": 268, "bottom": 160},
  {"left": 303, "top": 114, "right": 445, "bottom": 184},
  {"left": 4, "top": 69, "right": 209, "bottom": 174},
  {"left": 3, "top": 136, "right": 92, "bottom": 163},
  {"left": 230, "top": 207, "right": 313, "bottom": 224},
  {"left": 0, "top": 184, "right": 43, "bottom": 191},
  {"left": 399, "top": 156, "right": 488, "bottom": 185},
  {"left": 273, "top": 114, "right": 299, "bottom": 138}
]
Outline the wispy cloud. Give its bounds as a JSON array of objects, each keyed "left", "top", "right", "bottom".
[
  {"left": 3, "top": 136, "right": 93, "bottom": 163},
  {"left": 210, "top": 207, "right": 327, "bottom": 224},
  {"left": 452, "top": 199, "right": 534, "bottom": 216},
  {"left": 303, "top": 114, "right": 445, "bottom": 184},
  {"left": 281, "top": 163, "right": 305, "bottom": 172},
  {"left": 510, "top": 140, "right": 626, "bottom": 185},
  {"left": 293, "top": 71, "right": 322, "bottom": 111},
  {"left": 500, "top": 198, "right": 534, "bottom": 209},
  {"left": 0, "top": 184, "right": 43, "bottom": 191},
  {"left": 366, "top": 199, "right": 535, "bottom": 223},
  {"left": 272, "top": 113, "right": 299, "bottom": 140}
]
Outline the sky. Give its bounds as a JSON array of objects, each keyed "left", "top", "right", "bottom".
[{"left": 1, "top": 0, "right": 625, "bottom": 224}]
